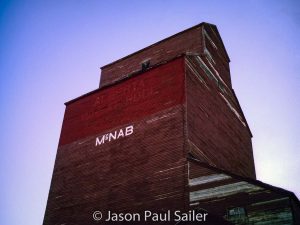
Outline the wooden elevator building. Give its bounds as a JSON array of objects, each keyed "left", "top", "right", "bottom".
[{"left": 43, "top": 22, "right": 300, "bottom": 225}]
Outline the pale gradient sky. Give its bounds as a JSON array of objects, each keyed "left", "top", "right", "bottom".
[{"left": 0, "top": 1, "right": 299, "bottom": 225}]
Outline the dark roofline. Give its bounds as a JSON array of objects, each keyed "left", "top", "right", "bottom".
[
  {"left": 65, "top": 53, "right": 186, "bottom": 105},
  {"left": 232, "top": 89, "right": 253, "bottom": 137},
  {"left": 101, "top": 22, "right": 221, "bottom": 70},
  {"left": 188, "top": 153, "right": 300, "bottom": 208},
  {"left": 205, "top": 23, "right": 230, "bottom": 62}
]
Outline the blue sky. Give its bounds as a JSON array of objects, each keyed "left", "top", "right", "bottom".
[{"left": 0, "top": 1, "right": 299, "bottom": 225}]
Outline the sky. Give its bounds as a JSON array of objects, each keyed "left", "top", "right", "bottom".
[{"left": 0, "top": 1, "right": 299, "bottom": 225}]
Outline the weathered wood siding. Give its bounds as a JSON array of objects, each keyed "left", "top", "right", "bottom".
[
  {"left": 44, "top": 22, "right": 300, "bottom": 225},
  {"left": 44, "top": 107, "right": 187, "bottom": 225},
  {"left": 185, "top": 55, "right": 256, "bottom": 178},
  {"left": 44, "top": 58, "right": 188, "bottom": 225},
  {"left": 100, "top": 23, "right": 231, "bottom": 89},
  {"left": 202, "top": 24, "right": 231, "bottom": 87},
  {"left": 100, "top": 25, "right": 203, "bottom": 87},
  {"left": 59, "top": 57, "right": 185, "bottom": 146},
  {"left": 291, "top": 199, "right": 300, "bottom": 224},
  {"left": 188, "top": 160, "right": 295, "bottom": 225}
]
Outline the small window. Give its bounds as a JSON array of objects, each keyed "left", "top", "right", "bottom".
[
  {"left": 228, "top": 207, "right": 246, "bottom": 219},
  {"left": 141, "top": 59, "right": 151, "bottom": 71}
]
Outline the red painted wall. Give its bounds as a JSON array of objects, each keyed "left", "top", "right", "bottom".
[
  {"left": 45, "top": 57, "right": 189, "bottom": 225},
  {"left": 44, "top": 106, "right": 187, "bottom": 225},
  {"left": 60, "top": 57, "right": 185, "bottom": 146}
]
